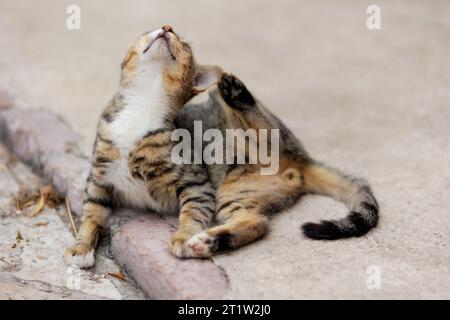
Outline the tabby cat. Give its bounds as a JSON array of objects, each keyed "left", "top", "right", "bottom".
[{"left": 65, "top": 26, "right": 379, "bottom": 267}]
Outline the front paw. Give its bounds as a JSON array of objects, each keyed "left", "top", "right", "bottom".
[
  {"left": 64, "top": 242, "right": 95, "bottom": 268},
  {"left": 168, "top": 230, "right": 194, "bottom": 258}
]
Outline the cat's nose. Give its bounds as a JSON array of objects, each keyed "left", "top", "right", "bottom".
[{"left": 162, "top": 25, "right": 173, "bottom": 33}]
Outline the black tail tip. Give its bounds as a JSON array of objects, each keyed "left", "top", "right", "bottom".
[{"left": 301, "top": 221, "right": 343, "bottom": 240}]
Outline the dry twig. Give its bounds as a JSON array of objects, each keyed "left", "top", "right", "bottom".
[
  {"left": 107, "top": 271, "right": 127, "bottom": 282},
  {"left": 30, "top": 186, "right": 52, "bottom": 217},
  {"left": 34, "top": 221, "right": 49, "bottom": 227},
  {"left": 65, "top": 197, "right": 78, "bottom": 238}
]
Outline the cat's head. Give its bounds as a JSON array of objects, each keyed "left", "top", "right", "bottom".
[{"left": 120, "top": 25, "right": 222, "bottom": 106}]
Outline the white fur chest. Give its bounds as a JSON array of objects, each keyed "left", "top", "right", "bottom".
[{"left": 102, "top": 71, "right": 176, "bottom": 214}]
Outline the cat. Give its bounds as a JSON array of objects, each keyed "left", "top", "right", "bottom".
[
  {"left": 64, "top": 26, "right": 223, "bottom": 267},
  {"left": 173, "top": 73, "right": 379, "bottom": 257},
  {"left": 65, "top": 26, "right": 379, "bottom": 266}
]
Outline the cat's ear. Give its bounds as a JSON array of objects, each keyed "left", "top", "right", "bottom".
[{"left": 193, "top": 65, "right": 223, "bottom": 94}]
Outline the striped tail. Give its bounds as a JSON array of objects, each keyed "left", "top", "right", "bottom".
[{"left": 301, "top": 162, "right": 379, "bottom": 240}]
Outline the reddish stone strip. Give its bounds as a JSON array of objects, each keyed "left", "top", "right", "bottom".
[
  {"left": 0, "top": 104, "right": 88, "bottom": 214},
  {"left": 111, "top": 214, "right": 228, "bottom": 299}
]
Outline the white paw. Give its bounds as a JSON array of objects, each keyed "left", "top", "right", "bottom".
[
  {"left": 64, "top": 243, "right": 95, "bottom": 268},
  {"left": 172, "top": 244, "right": 184, "bottom": 258},
  {"left": 183, "top": 232, "right": 216, "bottom": 258}
]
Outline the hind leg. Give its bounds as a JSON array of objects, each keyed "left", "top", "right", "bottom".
[
  {"left": 183, "top": 166, "right": 303, "bottom": 258},
  {"left": 186, "top": 213, "right": 267, "bottom": 258},
  {"left": 218, "top": 73, "right": 256, "bottom": 109},
  {"left": 184, "top": 204, "right": 268, "bottom": 258}
]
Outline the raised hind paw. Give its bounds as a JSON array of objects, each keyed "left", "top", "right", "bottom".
[
  {"left": 64, "top": 242, "right": 95, "bottom": 268},
  {"left": 218, "top": 73, "right": 255, "bottom": 109}
]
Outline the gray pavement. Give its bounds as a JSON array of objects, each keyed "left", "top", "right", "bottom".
[{"left": 0, "top": 144, "right": 145, "bottom": 299}]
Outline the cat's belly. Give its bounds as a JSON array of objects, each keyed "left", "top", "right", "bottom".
[{"left": 103, "top": 157, "right": 177, "bottom": 214}]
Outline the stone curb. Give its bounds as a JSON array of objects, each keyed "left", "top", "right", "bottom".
[
  {"left": 0, "top": 91, "right": 88, "bottom": 215},
  {"left": 0, "top": 90, "right": 229, "bottom": 299},
  {"left": 111, "top": 214, "right": 228, "bottom": 299}
]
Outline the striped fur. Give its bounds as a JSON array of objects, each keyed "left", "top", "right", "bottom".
[
  {"left": 301, "top": 163, "right": 379, "bottom": 239},
  {"left": 174, "top": 73, "right": 379, "bottom": 257},
  {"left": 65, "top": 27, "right": 222, "bottom": 267}
]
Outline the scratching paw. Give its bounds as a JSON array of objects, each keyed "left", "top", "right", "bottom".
[
  {"left": 64, "top": 242, "right": 95, "bottom": 268},
  {"left": 218, "top": 73, "right": 255, "bottom": 109}
]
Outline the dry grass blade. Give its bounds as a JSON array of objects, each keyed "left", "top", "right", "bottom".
[
  {"left": 12, "top": 184, "right": 63, "bottom": 215},
  {"left": 107, "top": 271, "right": 127, "bottom": 282},
  {"left": 65, "top": 197, "right": 78, "bottom": 238},
  {"left": 30, "top": 194, "right": 45, "bottom": 217},
  {"left": 11, "top": 186, "right": 40, "bottom": 212},
  {"left": 29, "top": 186, "right": 52, "bottom": 217},
  {"left": 19, "top": 200, "right": 36, "bottom": 210},
  {"left": 34, "top": 221, "right": 49, "bottom": 227}
]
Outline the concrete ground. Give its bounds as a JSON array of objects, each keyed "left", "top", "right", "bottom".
[
  {"left": 0, "top": 144, "right": 145, "bottom": 299},
  {"left": 1, "top": 0, "right": 449, "bottom": 299}
]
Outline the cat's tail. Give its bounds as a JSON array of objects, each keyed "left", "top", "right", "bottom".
[{"left": 300, "top": 161, "right": 379, "bottom": 240}]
